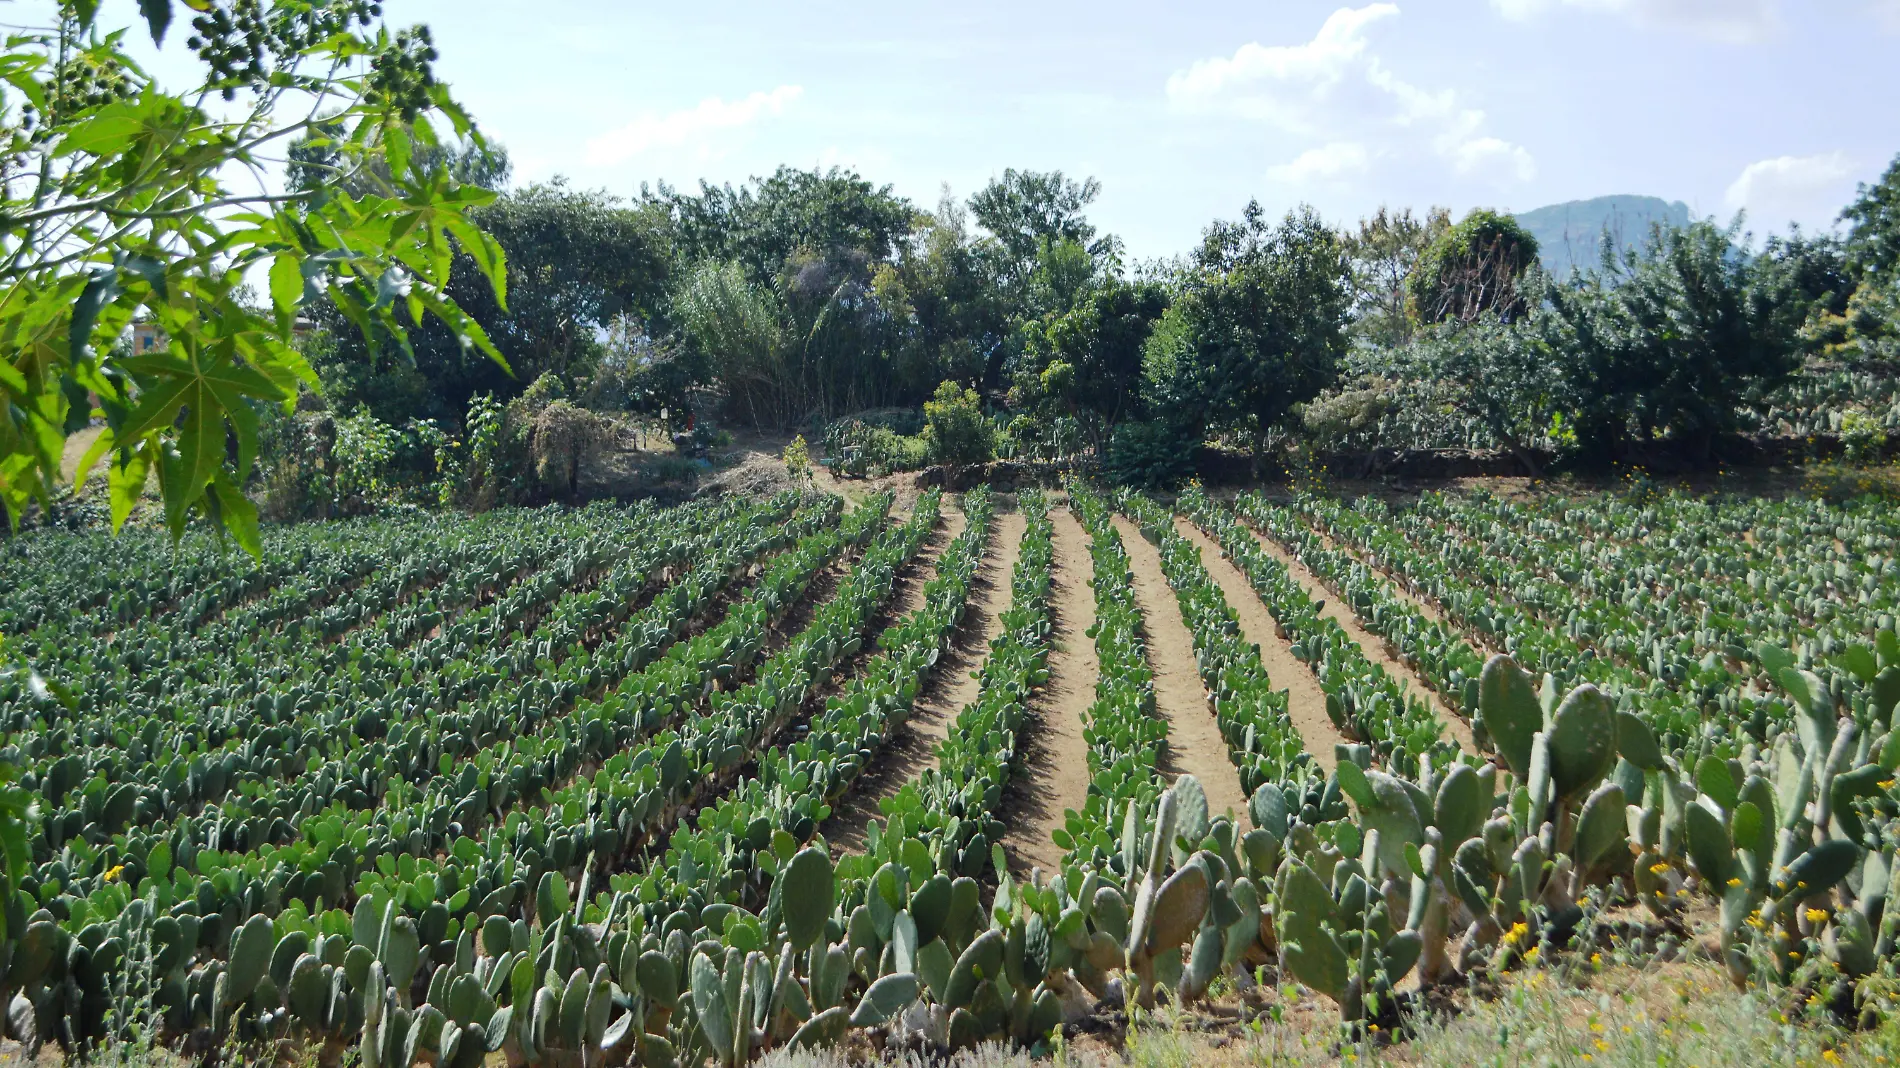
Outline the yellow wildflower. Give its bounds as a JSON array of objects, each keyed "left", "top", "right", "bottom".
[
  {"left": 104, "top": 864, "right": 125, "bottom": 883},
  {"left": 1806, "top": 908, "right": 1829, "bottom": 924},
  {"left": 1727, "top": 877, "right": 1743, "bottom": 887},
  {"left": 1649, "top": 861, "right": 1670, "bottom": 874},
  {"left": 1595, "top": 1039, "right": 1610, "bottom": 1052}
]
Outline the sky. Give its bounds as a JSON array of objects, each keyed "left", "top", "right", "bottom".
[{"left": 93, "top": 0, "right": 1900, "bottom": 259}]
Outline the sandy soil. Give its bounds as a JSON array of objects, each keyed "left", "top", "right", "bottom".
[
  {"left": 881, "top": 506, "right": 962, "bottom": 625},
  {"left": 1111, "top": 515, "right": 1251, "bottom": 822},
  {"left": 1170, "top": 517, "right": 1346, "bottom": 771},
  {"left": 822, "top": 504, "right": 1022, "bottom": 852},
  {"left": 1230, "top": 521, "right": 1478, "bottom": 755},
  {"left": 1297, "top": 517, "right": 1497, "bottom": 658},
  {"left": 1001, "top": 505, "right": 1100, "bottom": 878}
]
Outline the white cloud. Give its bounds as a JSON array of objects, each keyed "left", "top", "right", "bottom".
[
  {"left": 1491, "top": 0, "right": 1780, "bottom": 44},
  {"left": 1449, "top": 137, "right": 1538, "bottom": 182},
  {"left": 585, "top": 86, "right": 804, "bottom": 166},
  {"left": 1267, "top": 142, "right": 1371, "bottom": 183},
  {"left": 1168, "top": 5, "right": 1534, "bottom": 191},
  {"left": 1870, "top": 0, "right": 1900, "bottom": 30},
  {"left": 1724, "top": 152, "right": 1857, "bottom": 230},
  {"left": 1166, "top": 4, "right": 1399, "bottom": 131}
]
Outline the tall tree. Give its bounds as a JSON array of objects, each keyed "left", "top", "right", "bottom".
[
  {"left": 1010, "top": 273, "right": 1169, "bottom": 453},
  {"left": 1843, "top": 151, "right": 1900, "bottom": 283},
  {"left": 1143, "top": 203, "right": 1350, "bottom": 472},
  {"left": 646, "top": 166, "right": 917, "bottom": 288},
  {"left": 308, "top": 182, "right": 670, "bottom": 424},
  {"left": 1407, "top": 208, "right": 1541, "bottom": 325},
  {"left": 1548, "top": 218, "right": 1806, "bottom": 462},
  {"left": 1343, "top": 205, "right": 1450, "bottom": 347},
  {"left": 0, "top": 0, "right": 506, "bottom": 551},
  {"left": 969, "top": 168, "right": 1106, "bottom": 271}
]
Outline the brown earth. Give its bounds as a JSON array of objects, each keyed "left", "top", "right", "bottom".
[
  {"left": 1237, "top": 521, "right": 1479, "bottom": 755},
  {"left": 1001, "top": 505, "right": 1099, "bottom": 878},
  {"left": 1170, "top": 517, "right": 1347, "bottom": 771},
  {"left": 822, "top": 503, "right": 1023, "bottom": 853},
  {"left": 1110, "top": 515, "right": 1251, "bottom": 822}
]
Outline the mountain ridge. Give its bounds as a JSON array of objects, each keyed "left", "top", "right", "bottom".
[{"left": 1513, "top": 194, "right": 1694, "bottom": 277}]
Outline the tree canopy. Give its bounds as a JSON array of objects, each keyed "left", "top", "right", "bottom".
[
  {"left": 1143, "top": 203, "right": 1351, "bottom": 466},
  {"left": 1406, "top": 208, "right": 1542, "bottom": 325},
  {"left": 0, "top": 0, "right": 508, "bottom": 552}
]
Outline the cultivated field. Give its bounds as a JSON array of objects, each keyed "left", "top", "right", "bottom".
[{"left": 4, "top": 482, "right": 1897, "bottom": 1064}]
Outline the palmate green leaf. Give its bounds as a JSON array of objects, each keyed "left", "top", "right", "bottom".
[
  {"left": 69, "top": 264, "right": 121, "bottom": 362},
  {"left": 269, "top": 251, "right": 303, "bottom": 329},
  {"left": 209, "top": 467, "right": 261, "bottom": 558},
  {"left": 54, "top": 100, "right": 149, "bottom": 158},
  {"left": 137, "top": 0, "right": 172, "bottom": 43},
  {"left": 115, "top": 349, "right": 285, "bottom": 549}
]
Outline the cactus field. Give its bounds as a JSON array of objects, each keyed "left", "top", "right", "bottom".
[{"left": 5, "top": 482, "right": 1900, "bottom": 1063}]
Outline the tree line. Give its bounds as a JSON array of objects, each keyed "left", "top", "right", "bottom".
[{"left": 293, "top": 142, "right": 1900, "bottom": 492}]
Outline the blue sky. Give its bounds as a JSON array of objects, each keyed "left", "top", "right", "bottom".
[{"left": 110, "top": 0, "right": 1900, "bottom": 257}]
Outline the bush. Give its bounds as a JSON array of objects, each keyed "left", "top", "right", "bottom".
[
  {"left": 821, "top": 419, "right": 927, "bottom": 477},
  {"left": 922, "top": 381, "right": 995, "bottom": 469},
  {"left": 1105, "top": 419, "right": 1199, "bottom": 488},
  {"left": 1843, "top": 410, "right": 1889, "bottom": 464}
]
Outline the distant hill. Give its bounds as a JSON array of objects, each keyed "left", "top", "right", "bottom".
[{"left": 1513, "top": 195, "right": 1694, "bottom": 278}]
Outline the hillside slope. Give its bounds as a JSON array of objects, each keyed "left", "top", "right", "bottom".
[{"left": 1515, "top": 193, "right": 1694, "bottom": 277}]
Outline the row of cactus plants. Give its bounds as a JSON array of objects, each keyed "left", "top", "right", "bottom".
[
  {"left": 1112, "top": 490, "right": 1314, "bottom": 800},
  {"left": 639, "top": 485, "right": 998, "bottom": 916},
  {"left": 1055, "top": 485, "right": 1168, "bottom": 871},
  {"left": 1230, "top": 491, "right": 1488, "bottom": 723},
  {"left": 0, "top": 496, "right": 932, "bottom": 1054},
  {"left": 1179, "top": 488, "right": 1457, "bottom": 775},
  {"left": 1291, "top": 493, "right": 1778, "bottom": 747},
  {"left": 21, "top": 494, "right": 842, "bottom": 860},
  {"left": 11, "top": 498, "right": 681, "bottom": 734},
  {"left": 23, "top": 490, "right": 1900, "bottom": 1062},
  {"left": 1438, "top": 488, "right": 1896, "bottom": 655},
  {"left": 7, "top": 497, "right": 720, "bottom": 801}
]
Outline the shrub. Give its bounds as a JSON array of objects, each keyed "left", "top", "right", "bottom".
[
  {"left": 1105, "top": 419, "right": 1199, "bottom": 488},
  {"left": 821, "top": 419, "right": 927, "bottom": 477},
  {"left": 922, "top": 381, "right": 995, "bottom": 469},
  {"left": 1842, "top": 410, "right": 1888, "bottom": 464}
]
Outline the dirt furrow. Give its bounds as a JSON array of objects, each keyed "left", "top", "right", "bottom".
[
  {"left": 822, "top": 505, "right": 1023, "bottom": 852},
  {"left": 883, "top": 506, "right": 964, "bottom": 623},
  {"left": 1171, "top": 517, "right": 1345, "bottom": 771},
  {"left": 1111, "top": 515, "right": 1251, "bottom": 821},
  {"left": 1299, "top": 517, "right": 1497, "bottom": 658},
  {"left": 1002, "top": 505, "right": 1098, "bottom": 878},
  {"left": 1241, "top": 523, "right": 1478, "bottom": 754}
]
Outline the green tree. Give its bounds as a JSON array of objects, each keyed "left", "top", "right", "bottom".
[
  {"left": 969, "top": 168, "right": 1110, "bottom": 280},
  {"left": 1344, "top": 205, "right": 1450, "bottom": 347},
  {"left": 1548, "top": 219, "right": 1806, "bottom": 462},
  {"left": 1401, "top": 315, "right": 1562, "bottom": 475},
  {"left": 1843, "top": 151, "right": 1900, "bottom": 282},
  {"left": 308, "top": 180, "right": 670, "bottom": 424},
  {"left": 921, "top": 379, "right": 994, "bottom": 470},
  {"left": 1406, "top": 208, "right": 1541, "bottom": 325},
  {"left": 0, "top": 0, "right": 507, "bottom": 552},
  {"left": 1010, "top": 274, "right": 1169, "bottom": 453},
  {"left": 647, "top": 166, "right": 917, "bottom": 288},
  {"left": 895, "top": 188, "right": 1008, "bottom": 389},
  {"left": 1142, "top": 203, "right": 1350, "bottom": 472}
]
